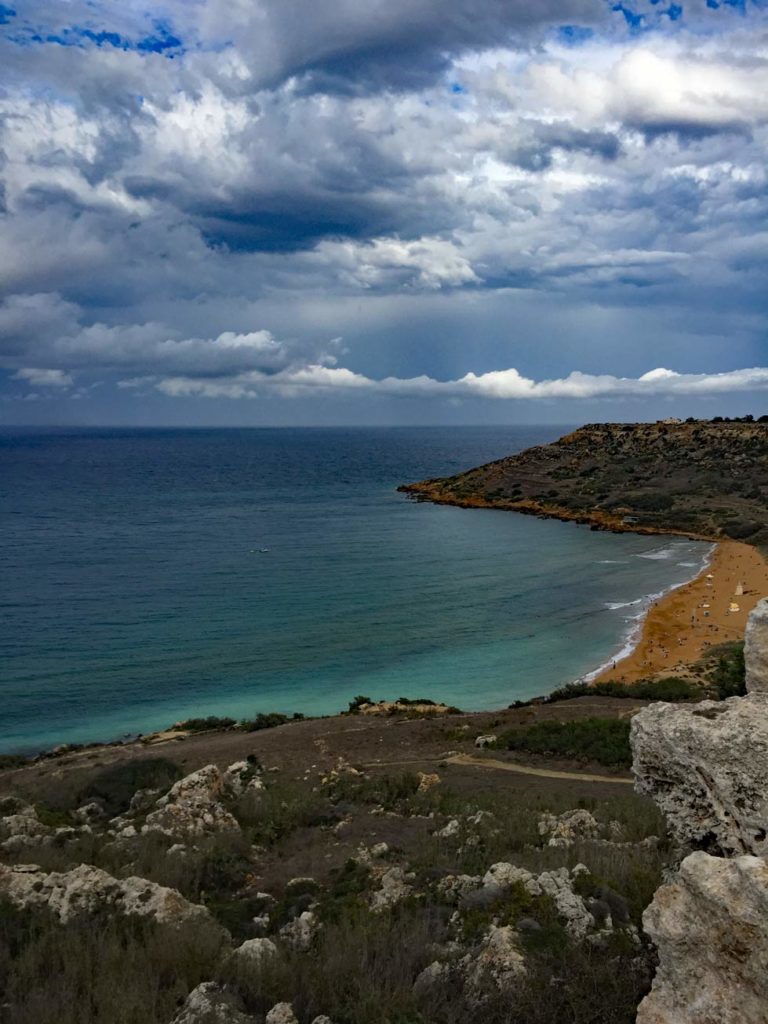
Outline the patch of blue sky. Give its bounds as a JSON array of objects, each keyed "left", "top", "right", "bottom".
[
  {"left": 0, "top": 4, "right": 15, "bottom": 25},
  {"left": 450, "top": 82, "right": 467, "bottom": 94},
  {"left": 557, "top": 24, "right": 595, "bottom": 44},
  {"left": 1, "top": 16, "right": 184, "bottom": 55}
]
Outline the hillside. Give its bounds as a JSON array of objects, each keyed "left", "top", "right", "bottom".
[{"left": 399, "top": 420, "right": 768, "bottom": 546}]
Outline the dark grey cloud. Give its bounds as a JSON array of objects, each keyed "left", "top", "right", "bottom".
[{"left": 1, "top": 0, "right": 767, "bottom": 421}]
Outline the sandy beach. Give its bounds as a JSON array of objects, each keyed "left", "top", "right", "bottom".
[{"left": 594, "top": 540, "right": 768, "bottom": 684}]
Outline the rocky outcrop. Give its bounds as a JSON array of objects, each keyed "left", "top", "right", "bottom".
[
  {"left": 638, "top": 853, "right": 768, "bottom": 1024},
  {"left": 171, "top": 982, "right": 256, "bottom": 1024},
  {"left": 266, "top": 1004, "right": 299, "bottom": 1024},
  {"left": 0, "top": 862, "right": 220, "bottom": 931},
  {"left": 538, "top": 808, "right": 601, "bottom": 848},
  {"left": 631, "top": 693, "right": 768, "bottom": 857},
  {"left": 370, "top": 866, "right": 414, "bottom": 911},
  {"left": 143, "top": 761, "right": 264, "bottom": 839},
  {"left": 744, "top": 596, "right": 768, "bottom": 693},
  {"left": 481, "top": 862, "right": 598, "bottom": 940},
  {"left": 461, "top": 924, "right": 526, "bottom": 1001},
  {"left": 632, "top": 597, "right": 768, "bottom": 1023}
]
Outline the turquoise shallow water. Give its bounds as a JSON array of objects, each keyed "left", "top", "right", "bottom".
[{"left": 0, "top": 426, "right": 711, "bottom": 752}]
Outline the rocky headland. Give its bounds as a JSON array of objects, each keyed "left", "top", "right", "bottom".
[{"left": 399, "top": 419, "right": 768, "bottom": 546}]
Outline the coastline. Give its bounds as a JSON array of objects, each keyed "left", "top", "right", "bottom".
[{"left": 591, "top": 540, "right": 768, "bottom": 684}]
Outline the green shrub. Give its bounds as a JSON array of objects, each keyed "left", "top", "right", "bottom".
[
  {"left": 347, "top": 695, "right": 373, "bottom": 713},
  {"left": 497, "top": 718, "right": 632, "bottom": 768},
  {"left": 547, "top": 676, "right": 702, "bottom": 704},
  {"left": 0, "top": 904, "right": 224, "bottom": 1024},
  {"left": 173, "top": 716, "right": 236, "bottom": 733},
  {"left": 0, "top": 754, "right": 28, "bottom": 770},
  {"left": 703, "top": 641, "right": 746, "bottom": 699},
  {"left": 77, "top": 758, "right": 183, "bottom": 816},
  {"left": 238, "top": 712, "right": 303, "bottom": 732}
]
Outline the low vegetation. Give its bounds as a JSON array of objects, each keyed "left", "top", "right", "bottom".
[
  {"left": 495, "top": 718, "right": 632, "bottom": 768},
  {"left": 546, "top": 676, "right": 703, "bottom": 704}
]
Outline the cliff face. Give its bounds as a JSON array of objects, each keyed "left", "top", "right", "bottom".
[
  {"left": 631, "top": 598, "right": 768, "bottom": 1024},
  {"left": 400, "top": 421, "right": 768, "bottom": 545}
]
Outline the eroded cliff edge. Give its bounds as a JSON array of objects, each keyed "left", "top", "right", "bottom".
[{"left": 630, "top": 596, "right": 768, "bottom": 1023}]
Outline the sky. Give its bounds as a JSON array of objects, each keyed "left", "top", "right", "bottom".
[{"left": 0, "top": 0, "right": 767, "bottom": 426}]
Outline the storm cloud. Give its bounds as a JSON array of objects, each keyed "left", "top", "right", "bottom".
[{"left": 1, "top": 0, "right": 767, "bottom": 423}]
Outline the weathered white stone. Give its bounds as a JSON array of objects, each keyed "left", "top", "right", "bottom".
[
  {"left": 0, "top": 862, "right": 220, "bottom": 931},
  {"left": 435, "top": 818, "right": 460, "bottom": 839},
  {"left": 538, "top": 809, "right": 600, "bottom": 848},
  {"left": 265, "top": 1002, "right": 298, "bottom": 1024},
  {"left": 413, "top": 960, "right": 451, "bottom": 998},
  {"left": 73, "top": 801, "right": 107, "bottom": 824},
  {"left": 142, "top": 764, "right": 240, "bottom": 839},
  {"left": 232, "top": 936, "right": 278, "bottom": 965},
  {"left": 536, "top": 868, "right": 594, "bottom": 940},
  {"left": 0, "top": 804, "right": 50, "bottom": 841},
  {"left": 370, "top": 867, "right": 414, "bottom": 911},
  {"left": 474, "top": 734, "right": 497, "bottom": 749},
  {"left": 280, "top": 910, "right": 318, "bottom": 952},
  {"left": 461, "top": 924, "right": 526, "bottom": 1003},
  {"left": 436, "top": 874, "right": 482, "bottom": 903},
  {"left": 745, "top": 597, "right": 768, "bottom": 694},
  {"left": 631, "top": 693, "right": 768, "bottom": 856},
  {"left": 171, "top": 982, "right": 255, "bottom": 1024},
  {"left": 638, "top": 852, "right": 768, "bottom": 1024},
  {"left": 482, "top": 863, "right": 541, "bottom": 895},
  {"left": 223, "top": 760, "right": 264, "bottom": 799}
]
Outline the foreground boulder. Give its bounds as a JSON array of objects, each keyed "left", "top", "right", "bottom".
[
  {"left": 744, "top": 597, "right": 768, "bottom": 693},
  {"left": 637, "top": 852, "right": 768, "bottom": 1024},
  {"left": 141, "top": 764, "right": 240, "bottom": 839},
  {"left": 631, "top": 597, "right": 768, "bottom": 1023},
  {"left": 631, "top": 693, "right": 768, "bottom": 857},
  {"left": 0, "top": 862, "right": 221, "bottom": 931}
]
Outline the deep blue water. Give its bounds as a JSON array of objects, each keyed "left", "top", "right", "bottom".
[{"left": 0, "top": 427, "right": 711, "bottom": 752}]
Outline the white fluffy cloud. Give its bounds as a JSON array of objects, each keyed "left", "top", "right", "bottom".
[
  {"left": 146, "top": 363, "right": 768, "bottom": 402},
  {"left": 1, "top": 1, "right": 767, "bottom": 419}
]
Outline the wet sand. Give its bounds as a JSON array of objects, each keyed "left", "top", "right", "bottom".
[{"left": 594, "top": 540, "right": 768, "bottom": 683}]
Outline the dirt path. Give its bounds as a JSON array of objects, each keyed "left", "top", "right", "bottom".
[{"left": 361, "top": 753, "right": 634, "bottom": 785}]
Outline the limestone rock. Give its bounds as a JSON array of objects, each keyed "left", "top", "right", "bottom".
[
  {"left": 536, "top": 868, "right": 595, "bottom": 940},
  {"left": 413, "top": 960, "right": 451, "bottom": 998},
  {"left": 0, "top": 801, "right": 51, "bottom": 844},
  {"left": 0, "top": 862, "right": 219, "bottom": 931},
  {"left": 637, "top": 852, "right": 768, "bottom": 1024},
  {"left": 745, "top": 597, "right": 768, "bottom": 693},
  {"left": 436, "top": 874, "right": 481, "bottom": 903},
  {"left": 631, "top": 693, "right": 768, "bottom": 856},
  {"left": 416, "top": 772, "right": 440, "bottom": 793},
  {"left": 232, "top": 936, "right": 278, "bottom": 965},
  {"left": 266, "top": 1003, "right": 298, "bottom": 1024},
  {"left": 73, "top": 801, "right": 107, "bottom": 824},
  {"left": 480, "top": 863, "right": 595, "bottom": 940},
  {"left": 171, "top": 982, "right": 255, "bottom": 1024},
  {"left": 461, "top": 924, "right": 526, "bottom": 1003},
  {"left": 538, "top": 809, "right": 600, "bottom": 847},
  {"left": 482, "top": 863, "right": 540, "bottom": 894},
  {"left": 142, "top": 764, "right": 240, "bottom": 839},
  {"left": 435, "top": 818, "right": 460, "bottom": 839},
  {"left": 474, "top": 734, "right": 497, "bottom": 749},
  {"left": 222, "top": 760, "right": 264, "bottom": 799},
  {"left": 280, "top": 910, "right": 318, "bottom": 952},
  {"left": 370, "top": 867, "right": 414, "bottom": 911}
]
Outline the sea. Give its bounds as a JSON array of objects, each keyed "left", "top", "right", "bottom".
[{"left": 0, "top": 426, "right": 712, "bottom": 753}]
